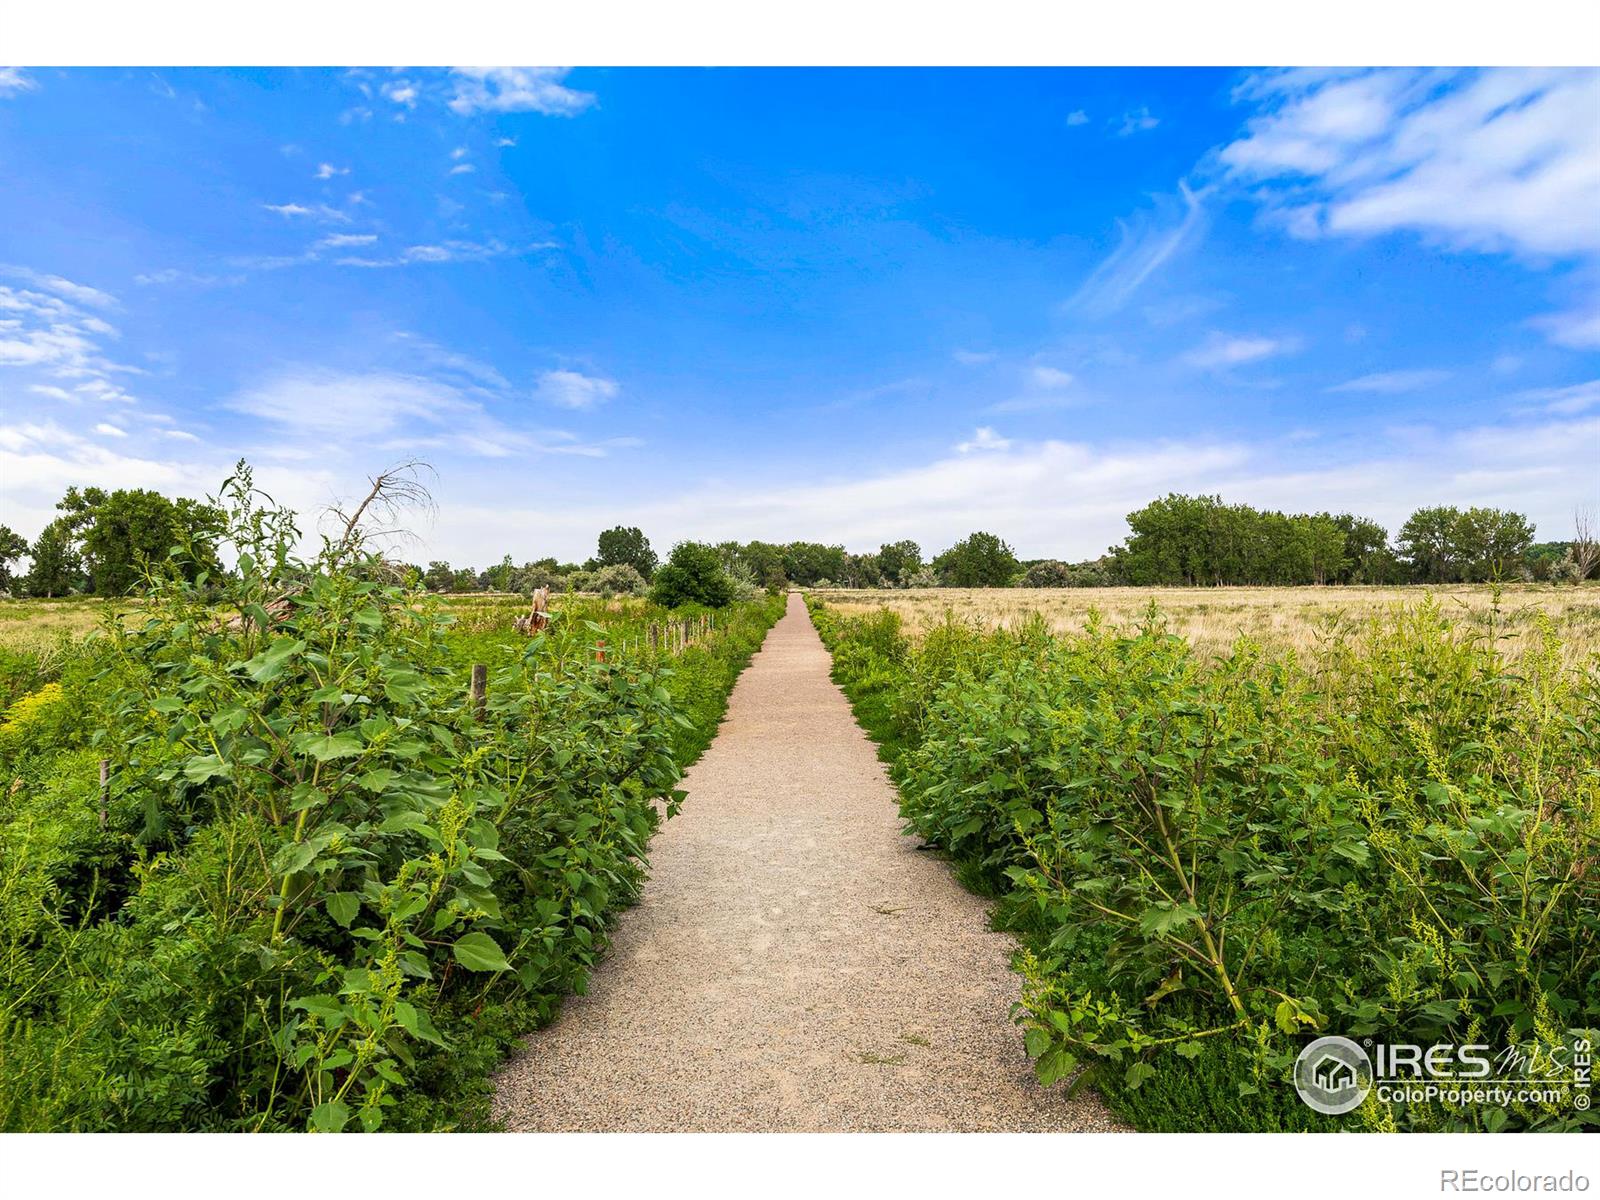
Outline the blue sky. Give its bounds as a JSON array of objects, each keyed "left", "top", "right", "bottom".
[{"left": 2, "top": 66, "right": 1597, "bottom": 564}]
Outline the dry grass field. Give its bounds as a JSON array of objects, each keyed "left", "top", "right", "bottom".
[
  {"left": 813, "top": 584, "right": 1600, "bottom": 664},
  {"left": 0, "top": 597, "right": 126, "bottom": 657}
]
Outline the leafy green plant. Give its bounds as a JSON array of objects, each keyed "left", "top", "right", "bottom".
[{"left": 814, "top": 594, "right": 1599, "bottom": 1132}]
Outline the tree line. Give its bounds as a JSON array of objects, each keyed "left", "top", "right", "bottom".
[{"left": 2, "top": 485, "right": 1595, "bottom": 601}]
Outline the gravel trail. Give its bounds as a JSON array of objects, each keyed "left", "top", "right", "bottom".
[{"left": 491, "top": 592, "right": 1122, "bottom": 1132}]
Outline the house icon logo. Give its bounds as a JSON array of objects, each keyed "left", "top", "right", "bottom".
[{"left": 1293, "top": 1036, "right": 1372, "bottom": 1115}]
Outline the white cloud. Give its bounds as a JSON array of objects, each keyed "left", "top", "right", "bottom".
[
  {"left": 264, "top": 202, "right": 349, "bottom": 223},
  {"left": 535, "top": 369, "right": 619, "bottom": 410},
  {"left": 1115, "top": 107, "right": 1160, "bottom": 136},
  {"left": 0, "top": 67, "right": 37, "bottom": 97},
  {"left": 1221, "top": 69, "right": 1600, "bottom": 261},
  {"left": 1, "top": 264, "right": 116, "bottom": 309},
  {"left": 1065, "top": 110, "right": 1089, "bottom": 127},
  {"left": 0, "top": 279, "right": 140, "bottom": 403},
  {"left": 450, "top": 146, "right": 469, "bottom": 160},
  {"left": 1327, "top": 368, "right": 1452, "bottom": 394},
  {"left": 1029, "top": 365, "right": 1075, "bottom": 390},
  {"left": 1530, "top": 301, "right": 1600, "bottom": 349},
  {"left": 1184, "top": 332, "right": 1298, "bottom": 369},
  {"left": 446, "top": 68, "right": 595, "bottom": 117},
  {"left": 956, "top": 427, "right": 1011, "bottom": 453},
  {"left": 224, "top": 367, "right": 628, "bottom": 461},
  {"left": 1066, "top": 181, "right": 1203, "bottom": 316},
  {"left": 314, "top": 163, "right": 349, "bottom": 180},
  {"left": 93, "top": 422, "right": 126, "bottom": 438},
  {"left": 953, "top": 349, "right": 996, "bottom": 366},
  {"left": 448, "top": 163, "right": 476, "bottom": 176},
  {"left": 381, "top": 80, "right": 418, "bottom": 108},
  {"left": 316, "top": 233, "right": 378, "bottom": 249},
  {"left": 1512, "top": 379, "right": 1600, "bottom": 415},
  {"left": 494, "top": 137, "right": 517, "bottom": 148},
  {"left": 332, "top": 239, "right": 544, "bottom": 269}
]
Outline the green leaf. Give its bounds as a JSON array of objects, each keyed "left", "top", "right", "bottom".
[
  {"left": 297, "top": 733, "right": 364, "bottom": 762},
  {"left": 452, "top": 931, "right": 511, "bottom": 973},
  {"left": 393, "top": 1000, "right": 447, "bottom": 1046},
  {"left": 309, "top": 1100, "right": 350, "bottom": 1133},
  {"left": 182, "top": 754, "right": 232, "bottom": 784},
  {"left": 291, "top": 994, "right": 346, "bottom": 1023},
  {"left": 326, "top": 893, "right": 360, "bottom": 927},
  {"left": 242, "top": 638, "right": 304, "bottom": 683}
]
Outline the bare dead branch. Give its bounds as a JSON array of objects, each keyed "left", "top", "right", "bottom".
[{"left": 323, "top": 460, "right": 438, "bottom": 562}]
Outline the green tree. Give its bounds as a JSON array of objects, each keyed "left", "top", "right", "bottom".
[
  {"left": 1302, "top": 514, "right": 1348, "bottom": 586},
  {"left": 934, "top": 531, "right": 1020, "bottom": 587},
  {"left": 1332, "top": 514, "right": 1395, "bottom": 583},
  {"left": 422, "top": 561, "right": 454, "bottom": 592},
  {"left": 781, "top": 542, "right": 847, "bottom": 587},
  {"left": 876, "top": 539, "right": 922, "bottom": 586},
  {"left": 596, "top": 526, "right": 657, "bottom": 580},
  {"left": 1455, "top": 507, "right": 1535, "bottom": 582},
  {"left": 484, "top": 554, "right": 516, "bottom": 592},
  {"left": 24, "top": 519, "right": 84, "bottom": 597},
  {"left": 0, "top": 524, "right": 28, "bottom": 593},
  {"left": 650, "top": 541, "right": 734, "bottom": 608},
  {"left": 1397, "top": 506, "right": 1461, "bottom": 583},
  {"left": 62, "top": 487, "right": 222, "bottom": 595}
]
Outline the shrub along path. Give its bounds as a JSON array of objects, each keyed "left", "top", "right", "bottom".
[{"left": 492, "top": 593, "right": 1120, "bottom": 1131}]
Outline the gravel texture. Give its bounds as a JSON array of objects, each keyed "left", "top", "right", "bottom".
[{"left": 491, "top": 593, "right": 1124, "bottom": 1132}]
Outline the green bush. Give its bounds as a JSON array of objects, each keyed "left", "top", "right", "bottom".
[
  {"left": 815, "top": 596, "right": 1599, "bottom": 1132},
  {"left": 0, "top": 468, "right": 781, "bottom": 1132},
  {"left": 650, "top": 542, "right": 734, "bottom": 608}
]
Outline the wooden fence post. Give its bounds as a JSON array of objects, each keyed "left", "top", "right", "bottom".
[
  {"left": 470, "top": 663, "right": 487, "bottom": 721},
  {"left": 98, "top": 758, "right": 109, "bottom": 830}
]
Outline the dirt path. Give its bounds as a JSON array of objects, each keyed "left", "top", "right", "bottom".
[{"left": 492, "top": 592, "right": 1121, "bottom": 1132}]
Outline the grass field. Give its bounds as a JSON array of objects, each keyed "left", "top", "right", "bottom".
[
  {"left": 812, "top": 583, "right": 1600, "bottom": 664},
  {"left": 0, "top": 592, "right": 647, "bottom": 654}
]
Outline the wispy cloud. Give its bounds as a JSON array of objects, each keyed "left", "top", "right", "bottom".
[
  {"left": 1529, "top": 300, "right": 1600, "bottom": 350},
  {"left": 1029, "top": 365, "right": 1075, "bottom": 390},
  {"left": 333, "top": 239, "right": 549, "bottom": 269},
  {"left": 264, "top": 201, "right": 350, "bottom": 223},
  {"left": 956, "top": 426, "right": 1011, "bottom": 453},
  {"left": 535, "top": 369, "right": 619, "bottom": 410},
  {"left": 2, "top": 265, "right": 116, "bottom": 309},
  {"left": 1115, "top": 107, "right": 1160, "bottom": 136},
  {"left": 446, "top": 68, "right": 596, "bottom": 117},
  {"left": 1327, "top": 368, "right": 1451, "bottom": 394},
  {"left": 381, "top": 80, "right": 418, "bottom": 108},
  {"left": 1221, "top": 69, "right": 1600, "bottom": 261},
  {"left": 1065, "top": 181, "right": 1204, "bottom": 316},
  {"left": 1183, "top": 332, "right": 1299, "bottom": 369},
  {"left": 1065, "top": 109, "right": 1089, "bottom": 127},
  {"left": 313, "top": 163, "right": 349, "bottom": 180},
  {"left": 1512, "top": 378, "right": 1600, "bottom": 415},
  {"left": 0, "top": 274, "right": 141, "bottom": 405},
  {"left": 0, "top": 67, "right": 37, "bottom": 97},
  {"left": 952, "top": 349, "right": 996, "bottom": 366},
  {"left": 316, "top": 233, "right": 378, "bottom": 250},
  {"left": 225, "top": 368, "right": 626, "bottom": 459}
]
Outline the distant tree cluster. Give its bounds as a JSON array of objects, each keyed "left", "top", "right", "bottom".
[
  {"left": 3, "top": 487, "right": 1593, "bottom": 602},
  {"left": 1, "top": 486, "right": 222, "bottom": 598}
]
